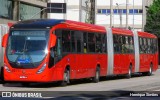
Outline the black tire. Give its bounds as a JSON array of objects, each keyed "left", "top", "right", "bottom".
[
  {"left": 126, "top": 65, "right": 132, "bottom": 79},
  {"left": 148, "top": 64, "right": 153, "bottom": 76},
  {"left": 93, "top": 67, "right": 100, "bottom": 83},
  {"left": 143, "top": 64, "right": 153, "bottom": 76},
  {"left": 60, "top": 69, "right": 70, "bottom": 86},
  {"left": 0, "top": 67, "right": 4, "bottom": 81}
]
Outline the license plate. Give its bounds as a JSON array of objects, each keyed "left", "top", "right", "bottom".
[{"left": 20, "top": 76, "right": 27, "bottom": 79}]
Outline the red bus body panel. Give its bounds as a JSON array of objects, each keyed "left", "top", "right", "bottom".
[
  {"left": 138, "top": 31, "right": 158, "bottom": 72},
  {"left": 112, "top": 28, "right": 135, "bottom": 74}
]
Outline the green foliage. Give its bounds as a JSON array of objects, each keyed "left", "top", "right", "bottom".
[{"left": 144, "top": 0, "right": 160, "bottom": 37}]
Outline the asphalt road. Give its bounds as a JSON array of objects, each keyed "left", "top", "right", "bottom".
[{"left": 0, "top": 69, "right": 160, "bottom": 99}]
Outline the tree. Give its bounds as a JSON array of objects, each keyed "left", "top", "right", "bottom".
[{"left": 144, "top": 0, "right": 160, "bottom": 37}]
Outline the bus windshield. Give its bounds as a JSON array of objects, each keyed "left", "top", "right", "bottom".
[{"left": 6, "top": 30, "right": 49, "bottom": 68}]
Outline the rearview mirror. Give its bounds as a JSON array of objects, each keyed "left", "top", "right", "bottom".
[
  {"left": 50, "top": 34, "right": 57, "bottom": 48},
  {"left": 2, "top": 33, "right": 9, "bottom": 48}
]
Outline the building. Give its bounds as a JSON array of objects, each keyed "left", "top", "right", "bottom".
[
  {"left": 142, "top": 0, "right": 153, "bottom": 31},
  {"left": 48, "top": 0, "right": 95, "bottom": 24},
  {"left": 48, "top": 0, "right": 153, "bottom": 31},
  {"left": 96, "top": 0, "right": 153, "bottom": 31},
  {"left": 0, "top": 0, "right": 47, "bottom": 24},
  {"left": 0, "top": 0, "right": 154, "bottom": 30}
]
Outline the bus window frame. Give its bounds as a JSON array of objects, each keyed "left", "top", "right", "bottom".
[
  {"left": 113, "top": 34, "right": 134, "bottom": 54},
  {"left": 138, "top": 36, "right": 158, "bottom": 54},
  {"left": 54, "top": 28, "right": 106, "bottom": 55}
]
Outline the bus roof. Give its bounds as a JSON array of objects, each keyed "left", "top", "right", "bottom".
[
  {"left": 138, "top": 31, "right": 157, "bottom": 38},
  {"left": 11, "top": 19, "right": 157, "bottom": 38},
  {"left": 64, "top": 20, "right": 106, "bottom": 33},
  {"left": 112, "top": 28, "right": 133, "bottom": 36},
  {"left": 12, "top": 19, "right": 65, "bottom": 29},
  {"left": 12, "top": 19, "right": 106, "bottom": 33}
]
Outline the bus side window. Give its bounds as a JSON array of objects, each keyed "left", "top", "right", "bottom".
[
  {"left": 147, "top": 39, "right": 151, "bottom": 53},
  {"left": 83, "top": 32, "right": 88, "bottom": 53},
  {"left": 131, "top": 37, "right": 134, "bottom": 53},
  {"left": 153, "top": 39, "right": 158, "bottom": 53},
  {"left": 56, "top": 37, "right": 62, "bottom": 57},
  {"left": 102, "top": 34, "right": 107, "bottom": 53},
  {"left": 143, "top": 38, "right": 147, "bottom": 53},
  {"left": 71, "top": 31, "right": 76, "bottom": 52},
  {"left": 62, "top": 30, "right": 71, "bottom": 52},
  {"left": 75, "top": 31, "right": 82, "bottom": 53},
  {"left": 155, "top": 39, "right": 158, "bottom": 53},
  {"left": 125, "top": 36, "right": 129, "bottom": 53},
  {"left": 113, "top": 35, "right": 118, "bottom": 53},
  {"left": 141, "top": 38, "right": 145, "bottom": 53},
  {"left": 95, "top": 33, "right": 102, "bottom": 53},
  {"left": 139, "top": 37, "right": 143, "bottom": 53},
  {"left": 88, "top": 33, "right": 96, "bottom": 53},
  {"left": 122, "top": 36, "right": 126, "bottom": 53},
  {"left": 129, "top": 36, "right": 134, "bottom": 53},
  {"left": 77, "top": 39, "right": 81, "bottom": 53},
  {"left": 119, "top": 36, "right": 123, "bottom": 53},
  {"left": 49, "top": 30, "right": 62, "bottom": 68},
  {"left": 55, "top": 30, "right": 62, "bottom": 57},
  {"left": 150, "top": 39, "right": 154, "bottom": 53},
  {"left": 146, "top": 38, "right": 149, "bottom": 53}
]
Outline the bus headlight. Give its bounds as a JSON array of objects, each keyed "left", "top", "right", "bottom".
[
  {"left": 4, "top": 64, "right": 11, "bottom": 73},
  {"left": 37, "top": 63, "right": 47, "bottom": 74}
]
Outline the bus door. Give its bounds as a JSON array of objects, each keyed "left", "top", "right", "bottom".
[
  {"left": 139, "top": 37, "right": 147, "bottom": 71},
  {"left": 53, "top": 30, "right": 76, "bottom": 79},
  {"left": 73, "top": 31, "right": 84, "bottom": 78},
  {"left": 144, "top": 38, "right": 150, "bottom": 71},
  {"left": 54, "top": 36, "right": 62, "bottom": 64},
  {"left": 119, "top": 35, "right": 128, "bottom": 74},
  {"left": 114, "top": 35, "right": 131, "bottom": 74},
  {"left": 48, "top": 30, "right": 63, "bottom": 80},
  {"left": 121, "top": 36, "right": 132, "bottom": 74},
  {"left": 113, "top": 35, "right": 122, "bottom": 74}
]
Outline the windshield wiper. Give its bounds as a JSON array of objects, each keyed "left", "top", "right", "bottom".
[
  {"left": 15, "top": 38, "right": 36, "bottom": 67},
  {"left": 15, "top": 52, "right": 36, "bottom": 68}
]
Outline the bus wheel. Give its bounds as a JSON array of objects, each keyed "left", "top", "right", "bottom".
[
  {"left": 93, "top": 67, "right": 100, "bottom": 83},
  {"left": 61, "top": 69, "right": 70, "bottom": 86},
  {"left": 126, "top": 65, "right": 132, "bottom": 79},
  {"left": 0, "top": 67, "right": 4, "bottom": 81},
  {"left": 148, "top": 64, "right": 153, "bottom": 76},
  {"left": 143, "top": 64, "right": 153, "bottom": 76}
]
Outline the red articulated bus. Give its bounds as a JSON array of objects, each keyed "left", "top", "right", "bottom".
[{"left": 1, "top": 19, "right": 158, "bottom": 85}]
